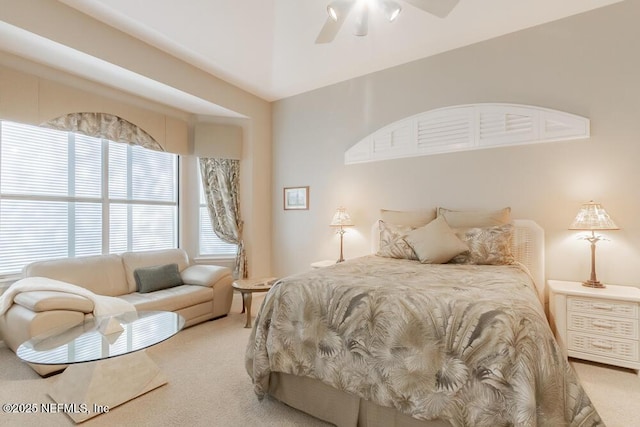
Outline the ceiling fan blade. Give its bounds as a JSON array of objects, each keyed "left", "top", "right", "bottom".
[
  {"left": 402, "top": 0, "right": 460, "bottom": 18},
  {"left": 315, "top": 0, "right": 354, "bottom": 44}
]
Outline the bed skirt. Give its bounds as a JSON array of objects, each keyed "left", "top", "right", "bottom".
[{"left": 268, "top": 372, "right": 452, "bottom": 427}]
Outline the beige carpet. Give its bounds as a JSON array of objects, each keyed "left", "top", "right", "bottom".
[
  {"left": 0, "top": 294, "right": 638, "bottom": 426},
  {"left": 571, "top": 359, "right": 640, "bottom": 427}
]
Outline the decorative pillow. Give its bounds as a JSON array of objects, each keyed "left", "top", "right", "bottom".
[
  {"left": 134, "top": 263, "right": 183, "bottom": 294},
  {"left": 380, "top": 209, "right": 436, "bottom": 228},
  {"left": 376, "top": 220, "right": 418, "bottom": 260},
  {"left": 404, "top": 217, "right": 469, "bottom": 264},
  {"left": 449, "top": 224, "right": 515, "bottom": 265},
  {"left": 437, "top": 207, "right": 511, "bottom": 228}
]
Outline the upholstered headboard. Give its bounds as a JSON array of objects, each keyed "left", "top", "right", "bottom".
[{"left": 370, "top": 219, "right": 546, "bottom": 305}]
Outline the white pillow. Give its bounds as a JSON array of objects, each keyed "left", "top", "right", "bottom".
[{"left": 404, "top": 217, "right": 469, "bottom": 264}]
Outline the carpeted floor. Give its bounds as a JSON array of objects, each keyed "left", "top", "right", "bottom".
[
  {"left": 571, "top": 359, "right": 640, "bottom": 427},
  {"left": 0, "top": 294, "right": 638, "bottom": 426}
]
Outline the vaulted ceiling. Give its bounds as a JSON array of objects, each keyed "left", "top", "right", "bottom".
[
  {"left": 0, "top": 0, "right": 625, "bottom": 113},
  {"left": 56, "top": 0, "right": 623, "bottom": 101}
]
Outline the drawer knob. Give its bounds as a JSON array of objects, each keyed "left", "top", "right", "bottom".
[
  {"left": 592, "top": 340, "right": 614, "bottom": 350},
  {"left": 592, "top": 303, "right": 613, "bottom": 311}
]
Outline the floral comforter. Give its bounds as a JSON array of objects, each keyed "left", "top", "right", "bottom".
[{"left": 246, "top": 256, "right": 603, "bottom": 427}]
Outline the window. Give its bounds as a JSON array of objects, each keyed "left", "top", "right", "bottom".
[
  {"left": 198, "top": 165, "right": 237, "bottom": 257},
  {"left": 0, "top": 120, "right": 178, "bottom": 276}
]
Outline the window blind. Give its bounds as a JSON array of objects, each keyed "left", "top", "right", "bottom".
[{"left": 0, "top": 120, "right": 178, "bottom": 276}]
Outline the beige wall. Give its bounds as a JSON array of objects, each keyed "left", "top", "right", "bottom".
[
  {"left": 0, "top": 0, "right": 272, "bottom": 277},
  {"left": 272, "top": 0, "right": 640, "bottom": 288},
  {"left": 0, "top": 65, "right": 190, "bottom": 154}
]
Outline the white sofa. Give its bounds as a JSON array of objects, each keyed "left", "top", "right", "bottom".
[{"left": 0, "top": 248, "right": 233, "bottom": 376}]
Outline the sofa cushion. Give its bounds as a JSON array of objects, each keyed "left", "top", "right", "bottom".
[
  {"left": 118, "top": 284, "right": 213, "bottom": 312},
  {"left": 122, "top": 249, "right": 190, "bottom": 294},
  {"left": 23, "top": 254, "right": 129, "bottom": 297},
  {"left": 180, "top": 264, "right": 231, "bottom": 287},
  {"left": 0, "top": 304, "right": 86, "bottom": 357},
  {"left": 14, "top": 291, "right": 94, "bottom": 313},
  {"left": 134, "top": 263, "right": 183, "bottom": 293}
]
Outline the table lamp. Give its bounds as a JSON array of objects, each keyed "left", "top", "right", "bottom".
[
  {"left": 569, "top": 200, "right": 619, "bottom": 288},
  {"left": 330, "top": 207, "right": 354, "bottom": 263}
]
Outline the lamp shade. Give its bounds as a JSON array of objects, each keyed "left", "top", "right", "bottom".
[
  {"left": 330, "top": 207, "right": 354, "bottom": 227},
  {"left": 569, "top": 201, "right": 619, "bottom": 231}
]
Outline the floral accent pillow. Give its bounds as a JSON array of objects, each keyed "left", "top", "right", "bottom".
[
  {"left": 449, "top": 224, "right": 515, "bottom": 265},
  {"left": 376, "top": 220, "right": 418, "bottom": 260}
]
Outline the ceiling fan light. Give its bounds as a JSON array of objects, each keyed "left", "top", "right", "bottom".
[
  {"left": 327, "top": 3, "right": 340, "bottom": 21},
  {"left": 380, "top": 0, "right": 402, "bottom": 22},
  {"left": 353, "top": 3, "right": 369, "bottom": 36}
]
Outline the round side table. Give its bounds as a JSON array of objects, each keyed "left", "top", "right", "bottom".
[{"left": 232, "top": 277, "right": 278, "bottom": 328}]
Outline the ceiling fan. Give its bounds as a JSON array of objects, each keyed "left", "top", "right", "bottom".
[{"left": 316, "top": 0, "right": 460, "bottom": 43}]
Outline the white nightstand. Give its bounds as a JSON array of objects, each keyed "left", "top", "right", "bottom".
[
  {"left": 548, "top": 280, "right": 640, "bottom": 373},
  {"left": 310, "top": 260, "right": 336, "bottom": 269}
]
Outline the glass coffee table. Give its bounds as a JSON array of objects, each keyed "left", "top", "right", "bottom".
[{"left": 17, "top": 310, "right": 184, "bottom": 423}]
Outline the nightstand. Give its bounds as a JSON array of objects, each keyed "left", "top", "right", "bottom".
[
  {"left": 548, "top": 280, "right": 640, "bottom": 373},
  {"left": 310, "top": 260, "right": 336, "bottom": 269}
]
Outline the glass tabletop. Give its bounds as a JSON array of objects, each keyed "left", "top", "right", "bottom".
[{"left": 17, "top": 311, "right": 184, "bottom": 365}]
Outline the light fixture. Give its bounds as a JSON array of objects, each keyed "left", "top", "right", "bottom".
[
  {"left": 327, "top": 3, "right": 339, "bottom": 21},
  {"left": 325, "top": 0, "right": 402, "bottom": 37},
  {"left": 327, "top": 0, "right": 352, "bottom": 22},
  {"left": 317, "top": 0, "right": 460, "bottom": 44},
  {"left": 380, "top": 0, "right": 402, "bottom": 22},
  {"left": 353, "top": 3, "right": 369, "bottom": 36},
  {"left": 330, "top": 207, "right": 354, "bottom": 263},
  {"left": 569, "top": 200, "right": 619, "bottom": 288}
]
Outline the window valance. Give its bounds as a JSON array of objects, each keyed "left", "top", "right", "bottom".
[{"left": 42, "top": 112, "right": 164, "bottom": 152}]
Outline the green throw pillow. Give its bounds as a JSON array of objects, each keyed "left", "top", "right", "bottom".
[{"left": 134, "top": 263, "right": 183, "bottom": 293}]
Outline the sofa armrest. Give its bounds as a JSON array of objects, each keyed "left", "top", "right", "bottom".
[
  {"left": 180, "top": 265, "right": 232, "bottom": 288},
  {"left": 13, "top": 291, "right": 94, "bottom": 314}
]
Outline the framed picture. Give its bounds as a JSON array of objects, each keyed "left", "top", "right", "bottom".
[{"left": 283, "top": 186, "right": 309, "bottom": 210}]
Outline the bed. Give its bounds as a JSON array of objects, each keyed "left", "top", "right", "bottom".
[{"left": 245, "top": 216, "right": 604, "bottom": 427}]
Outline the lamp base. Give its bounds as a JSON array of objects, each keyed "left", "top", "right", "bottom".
[{"left": 582, "top": 279, "right": 606, "bottom": 289}]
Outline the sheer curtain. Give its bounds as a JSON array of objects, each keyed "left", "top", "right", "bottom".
[{"left": 199, "top": 158, "right": 247, "bottom": 279}]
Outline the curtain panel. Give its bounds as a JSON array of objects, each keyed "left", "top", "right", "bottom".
[
  {"left": 199, "top": 158, "right": 247, "bottom": 279},
  {"left": 43, "top": 112, "right": 164, "bottom": 152}
]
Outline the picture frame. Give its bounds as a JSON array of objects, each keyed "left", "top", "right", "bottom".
[{"left": 283, "top": 186, "right": 309, "bottom": 210}]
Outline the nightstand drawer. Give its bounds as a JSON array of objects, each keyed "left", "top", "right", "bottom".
[
  {"left": 568, "top": 312, "right": 638, "bottom": 339},
  {"left": 568, "top": 296, "right": 638, "bottom": 319},
  {"left": 568, "top": 332, "right": 639, "bottom": 361}
]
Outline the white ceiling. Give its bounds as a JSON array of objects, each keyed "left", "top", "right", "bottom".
[
  {"left": 54, "top": 0, "right": 623, "bottom": 103},
  {"left": 0, "top": 0, "right": 620, "bottom": 116}
]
